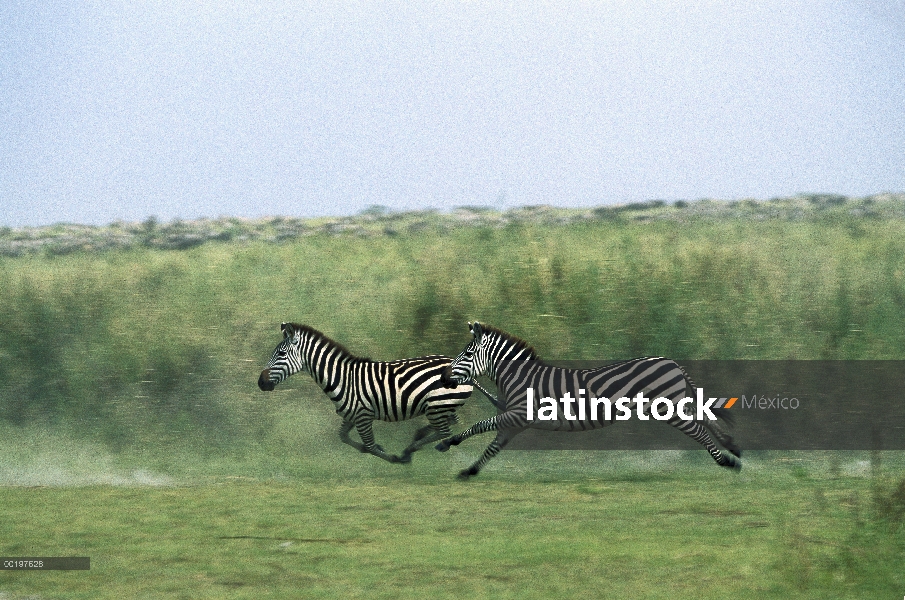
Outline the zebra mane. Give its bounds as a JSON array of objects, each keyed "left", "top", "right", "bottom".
[
  {"left": 479, "top": 324, "right": 539, "bottom": 361},
  {"left": 288, "top": 323, "right": 372, "bottom": 363}
]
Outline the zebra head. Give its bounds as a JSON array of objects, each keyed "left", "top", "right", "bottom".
[
  {"left": 443, "top": 322, "right": 490, "bottom": 388},
  {"left": 258, "top": 323, "right": 307, "bottom": 391}
]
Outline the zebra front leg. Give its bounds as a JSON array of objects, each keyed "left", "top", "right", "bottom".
[
  {"left": 338, "top": 419, "right": 365, "bottom": 452},
  {"left": 458, "top": 428, "right": 521, "bottom": 480},
  {"left": 435, "top": 415, "right": 500, "bottom": 452},
  {"left": 354, "top": 418, "right": 404, "bottom": 464}
]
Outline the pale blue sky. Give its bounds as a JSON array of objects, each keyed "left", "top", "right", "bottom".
[{"left": 2, "top": 1, "right": 903, "bottom": 227}]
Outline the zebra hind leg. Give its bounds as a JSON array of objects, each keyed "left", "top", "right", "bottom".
[
  {"left": 353, "top": 419, "right": 405, "bottom": 463},
  {"left": 679, "top": 370, "right": 742, "bottom": 460},
  {"left": 412, "top": 425, "right": 435, "bottom": 443},
  {"left": 653, "top": 399, "right": 742, "bottom": 461},
  {"left": 704, "top": 420, "right": 742, "bottom": 459},
  {"left": 399, "top": 412, "right": 459, "bottom": 463},
  {"left": 341, "top": 419, "right": 402, "bottom": 462},
  {"left": 399, "top": 427, "right": 446, "bottom": 464},
  {"left": 670, "top": 418, "right": 741, "bottom": 471},
  {"left": 704, "top": 408, "right": 741, "bottom": 458},
  {"left": 368, "top": 445, "right": 405, "bottom": 464},
  {"left": 338, "top": 419, "right": 365, "bottom": 452},
  {"left": 434, "top": 433, "right": 461, "bottom": 452}
]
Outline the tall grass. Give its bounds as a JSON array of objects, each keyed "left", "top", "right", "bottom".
[{"left": 1, "top": 217, "right": 905, "bottom": 449}]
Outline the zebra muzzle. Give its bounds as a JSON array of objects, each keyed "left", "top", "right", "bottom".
[
  {"left": 441, "top": 365, "right": 458, "bottom": 388},
  {"left": 258, "top": 370, "right": 276, "bottom": 391}
]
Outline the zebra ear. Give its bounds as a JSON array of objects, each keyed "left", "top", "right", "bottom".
[
  {"left": 280, "top": 323, "right": 294, "bottom": 339},
  {"left": 472, "top": 322, "right": 483, "bottom": 341}
]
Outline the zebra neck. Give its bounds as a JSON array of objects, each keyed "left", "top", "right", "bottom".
[
  {"left": 488, "top": 343, "right": 537, "bottom": 382},
  {"left": 302, "top": 339, "right": 359, "bottom": 398}
]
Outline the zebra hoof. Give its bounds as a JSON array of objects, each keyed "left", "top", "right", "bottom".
[
  {"left": 723, "top": 458, "right": 742, "bottom": 472},
  {"left": 435, "top": 441, "right": 451, "bottom": 452},
  {"left": 397, "top": 452, "right": 413, "bottom": 464},
  {"left": 457, "top": 466, "right": 478, "bottom": 480}
]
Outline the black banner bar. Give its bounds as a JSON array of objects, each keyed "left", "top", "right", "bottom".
[
  {"left": 0, "top": 557, "right": 90, "bottom": 570},
  {"left": 480, "top": 361, "right": 905, "bottom": 450}
]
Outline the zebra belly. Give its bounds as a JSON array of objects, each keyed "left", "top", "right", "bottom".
[
  {"left": 367, "top": 398, "right": 426, "bottom": 422},
  {"left": 422, "top": 393, "right": 471, "bottom": 408}
]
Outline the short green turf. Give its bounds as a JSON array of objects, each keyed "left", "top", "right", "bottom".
[{"left": 1, "top": 452, "right": 903, "bottom": 599}]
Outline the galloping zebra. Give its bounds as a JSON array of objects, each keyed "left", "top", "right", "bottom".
[
  {"left": 437, "top": 322, "right": 742, "bottom": 479},
  {"left": 258, "top": 323, "right": 483, "bottom": 463}
]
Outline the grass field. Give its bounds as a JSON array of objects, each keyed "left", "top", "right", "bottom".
[
  {"left": 2, "top": 200, "right": 905, "bottom": 597},
  {"left": 1, "top": 449, "right": 904, "bottom": 599}
]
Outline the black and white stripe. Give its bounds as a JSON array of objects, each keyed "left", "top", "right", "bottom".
[
  {"left": 437, "top": 322, "right": 742, "bottom": 479},
  {"left": 258, "top": 323, "right": 475, "bottom": 463}
]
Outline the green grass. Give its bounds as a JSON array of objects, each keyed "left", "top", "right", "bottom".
[{"left": 1, "top": 453, "right": 903, "bottom": 599}]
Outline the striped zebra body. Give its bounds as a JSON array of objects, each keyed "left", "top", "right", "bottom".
[
  {"left": 437, "top": 322, "right": 742, "bottom": 479},
  {"left": 258, "top": 323, "right": 474, "bottom": 463}
]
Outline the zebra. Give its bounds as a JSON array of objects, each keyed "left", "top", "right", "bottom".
[
  {"left": 436, "top": 322, "right": 742, "bottom": 479},
  {"left": 257, "top": 322, "right": 496, "bottom": 464}
]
